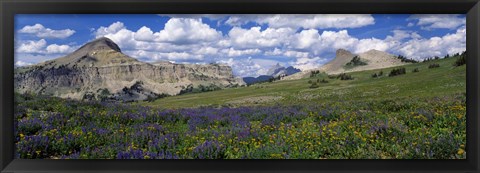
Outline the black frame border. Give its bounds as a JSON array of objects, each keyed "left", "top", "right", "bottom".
[{"left": 1, "top": 0, "right": 479, "bottom": 172}]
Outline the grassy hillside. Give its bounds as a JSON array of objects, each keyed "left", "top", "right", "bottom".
[
  {"left": 142, "top": 56, "right": 465, "bottom": 109},
  {"left": 14, "top": 55, "right": 466, "bottom": 159}
]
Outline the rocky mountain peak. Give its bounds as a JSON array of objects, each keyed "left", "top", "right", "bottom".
[
  {"left": 40, "top": 37, "right": 137, "bottom": 68},
  {"left": 362, "top": 49, "right": 390, "bottom": 57},
  {"left": 78, "top": 37, "right": 122, "bottom": 53},
  {"left": 336, "top": 49, "right": 354, "bottom": 58},
  {"left": 273, "top": 63, "right": 281, "bottom": 68},
  {"left": 266, "top": 63, "right": 300, "bottom": 78}
]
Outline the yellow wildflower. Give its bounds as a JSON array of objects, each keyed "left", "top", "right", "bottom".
[{"left": 457, "top": 148, "right": 465, "bottom": 155}]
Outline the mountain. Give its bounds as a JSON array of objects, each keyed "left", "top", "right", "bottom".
[
  {"left": 319, "top": 49, "right": 407, "bottom": 74},
  {"left": 283, "top": 49, "right": 409, "bottom": 80},
  {"left": 266, "top": 63, "right": 283, "bottom": 76},
  {"left": 266, "top": 63, "right": 301, "bottom": 77},
  {"left": 242, "top": 75, "right": 273, "bottom": 85},
  {"left": 14, "top": 37, "right": 245, "bottom": 102},
  {"left": 241, "top": 64, "right": 301, "bottom": 85},
  {"left": 283, "top": 66, "right": 302, "bottom": 76}
]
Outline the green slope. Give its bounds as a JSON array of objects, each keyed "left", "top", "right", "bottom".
[{"left": 141, "top": 56, "right": 465, "bottom": 109}]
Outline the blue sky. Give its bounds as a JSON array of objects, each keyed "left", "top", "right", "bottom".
[{"left": 15, "top": 14, "right": 466, "bottom": 77}]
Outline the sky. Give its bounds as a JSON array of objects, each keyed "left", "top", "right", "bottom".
[{"left": 14, "top": 14, "right": 466, "bottom": 77}]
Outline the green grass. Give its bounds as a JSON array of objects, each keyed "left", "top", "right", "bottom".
[
  {"left": 14, "top": 56, "right": 466, "bottom": 159},
  {"left": 141, "top": 56, "right": 465, "bottom": 109}
]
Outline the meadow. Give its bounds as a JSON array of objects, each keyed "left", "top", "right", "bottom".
[{"left": 14, "top": 56, "right": 466, "bottom": 159}]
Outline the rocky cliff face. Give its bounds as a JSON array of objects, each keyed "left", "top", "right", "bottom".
[{"left": 14, "top": 37, "right": 245, "bottom": 101}]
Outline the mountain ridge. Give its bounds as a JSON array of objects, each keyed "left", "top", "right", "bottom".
[
  {"left": 266, "top": 63, "right": 301, "bottom": 77},
  {"left": 283, "top": 49, "right": 409, "bottom": 80},
  {"left": 15, "top": 37, "right": 246, "bottom": 101}
]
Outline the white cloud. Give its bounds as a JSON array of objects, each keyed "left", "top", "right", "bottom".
[
  {"left": 291, "top": 57, "right": 325, "bottom": 71},
  {"left": 292, "top": 29, "right": 320, "bottom": 50},
  {"left": 225, "top": 14, "right": 375, "bottom": 29},
  {"left": 18, "top": 24, "right": 75, "bottom": 39},
  {"left": 222, "top": 48, "right": 262, "bottom": 57},
  {"left": 228, "top": 27, "right": 294, "bottom": 49},
  {"left": 194, "top": 47, "right": 219, "bottom": 55},
  {"left": 218, "top": 57, "right": 277, "bottom": 77},
  {"left": 15, "top": 39, "right": 74, "bottom": 55},
  {"left": 265, "top": 48, "right": 283, "bottom": 56},
  {"left": 16, "top": 39, "right": 47, "bottom": 53},
  {"left": 134, "top": 18, "right": 222, "bottom": 44},
  {"left": 156, "top": 18, "right": 223, "bottom": 44},
  {"left": 95, "top": 22, "right": 137, "bottom": 50},
  {"left": 96, "top": 19, "right": 223, "bottom": 52},
  {"left": 284, "top": 50, "right": 310, "bottom": 58},
  {"left": 355, "top": 38, "right": 390, "bottom": 53},
  {"left": 134, "top": 26, "right": 156, "bottom": 42},
  {"left": 15, "top": 61, "right": 33, "bottom": 67},
  {"left": 95, "top": 22, "right": 125, "bottom": 36},
  {"left": 46, "top": 44, "right": 73, "bottom": 54},
  {"left": 396, "top": 26, "right": 466, "bottom": 60},
  {"left": 408, "top": 14, "right": 465, "bottom": 30},
  {"left": 124, "top": 50, "right": 204, "bottom": 62},
  {"left": 319, "top": 30, "right": 359, "bottom": 52}
]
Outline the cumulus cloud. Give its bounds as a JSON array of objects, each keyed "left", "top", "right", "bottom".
[
  {"left": 355, "top": 38, "right": 390, "bottom": 53},
  {"left": 292, "top": 29, "right": 320, "bottom": 50},
  {"left": 95, "top": 22, "right": 125, "bottom": 36},
  {"left": 396, "top": 26, "right": 466, "bottom": 60},
  {"left": 219, "top": 57, "right": 277, "bottom": 77},
  {"left": 156, "top": 18, "right": 223, "bottom": 44},
  {"left": 46, "top": 44, "right": 73, "bottom": 54},
  {"left": 95, "top": 22, "right": 137, "bottom": 50},
  {"left": 16, "top": 39, "right": 47, "bottom": 53},
  {"left": 106, "top": 19, "right": 222, "bottom": 45},
  {"left": 124, "top": 50, "right": 205, "bottom": 62},
  {"left": 225, "top": 14, "right": 375, "bottom": 29},
  {"left": 96, "top": 19, "right": 223, "bottom": 51},
  {"left": 16, "top": 39, "right": 74, "bottom": 55},
  {"left": 221, "top": 48, "right": 262, "bottom": 57},
  {"left": 408, "top": 14, "right": 465, "bottom": 30},
  {"left": 291, "top": 57, "right": 325, "bottom": 71},
  {"left": 18, "top": 24, "right": 75, "bottom": 39},
  {"left": 228, "top": 27, "right": 294, "bottom": 49},
  {"left": 134, "top": 26, "right": 157, "bottom": 42}
]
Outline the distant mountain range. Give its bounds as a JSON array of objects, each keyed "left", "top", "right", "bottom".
[
  {"left": 242, "top": 75, "right": 274, "bottom": 85},
  {"left": 267, "top": 63, "right": 301, "bottom": 77},
  {"left": 242, "top": 64, "right": 301, "bottom": 85},
  {"left": 14, "top": 37, "right": 245, "bottom": 102}
]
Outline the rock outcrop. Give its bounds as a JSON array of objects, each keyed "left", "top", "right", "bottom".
[
  {"left": 283, "top": 49, "right": 409, "bottom": 80},
  {"left": 14, "top": 37, "right": 245, "bottom": 101}
]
